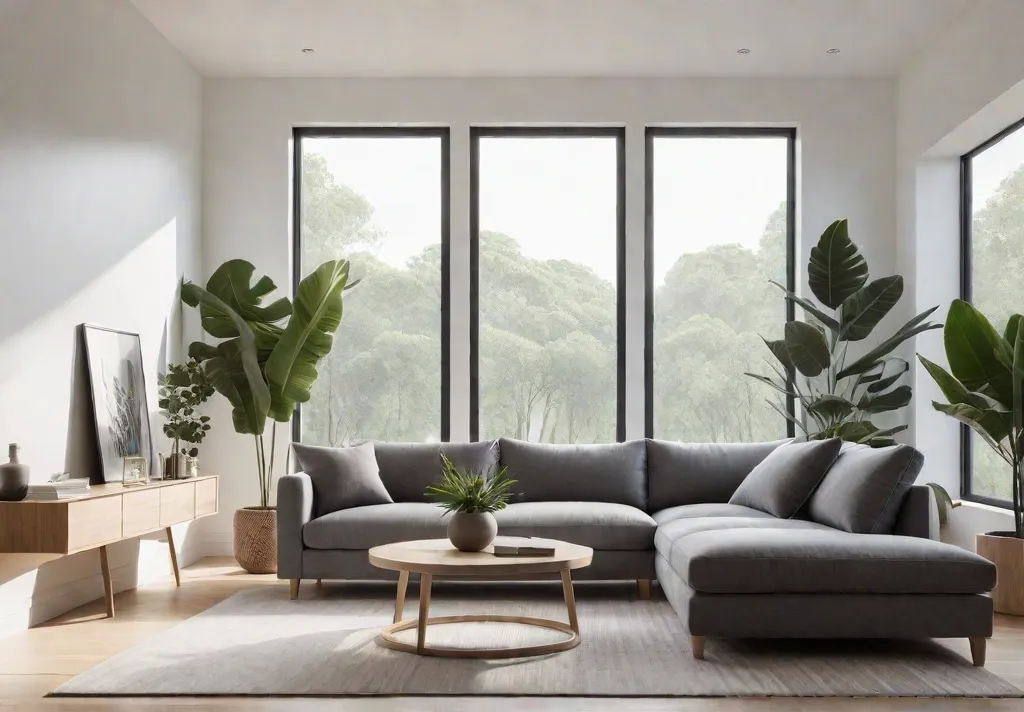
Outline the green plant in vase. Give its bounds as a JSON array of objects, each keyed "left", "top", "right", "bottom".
[
  {"left": 158, "top": 359, "right": 214, "bottom": 478},
  {"left": 426, "top": 455, "right": 516, "bottom": 552},
  {"left": 918, "top": 299, "right": 1024, "bottom": 615},
  {"left": 180, "top": 258, "right": 356, "bottom": 573},
  {"left": 747, "top": 218, "right": 942, "bottom": 446}
]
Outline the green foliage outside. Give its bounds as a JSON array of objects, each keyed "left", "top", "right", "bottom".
[
  {"left": 300, "top": 151, "right": 793, "bottom": 446},
  {"left": 970, "top": 164, "right": 1024, "bottom": 501}
]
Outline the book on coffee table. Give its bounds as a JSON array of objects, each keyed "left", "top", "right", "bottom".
[{"left": 492, "top": 537, "right": 556, "bottom": 557}]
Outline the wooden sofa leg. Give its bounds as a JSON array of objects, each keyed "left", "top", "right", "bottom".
[
  {"left": 691, "top": 635, "right": 706, "bottom": 660},
  {"left": 290, "top": 579, "right": 300, "bottom": 600},
  {"left": 637, "top": 579, "right": 651, "bottom": 600},
  {"left": 969, "top": 636, "right": 987, "bottom": 667},
  {"left": 315, "top": 578, "right": 322, "bottom": 588}
]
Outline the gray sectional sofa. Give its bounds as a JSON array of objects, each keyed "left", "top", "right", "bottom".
[{"left": 277, "top": 437, "right": 997, "bottom": 665}]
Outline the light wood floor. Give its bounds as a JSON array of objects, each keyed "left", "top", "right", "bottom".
[{"left": 2, "top": 556, "right": 1024, "bottom": 711}]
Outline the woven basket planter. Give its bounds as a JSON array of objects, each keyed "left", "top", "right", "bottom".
[{"left": 234, "top": 506, "right": 277, "bottom": 574}]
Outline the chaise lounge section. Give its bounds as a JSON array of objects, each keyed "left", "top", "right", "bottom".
[{"left": 277, "top": 437, "right": 996, "bottom": 665}]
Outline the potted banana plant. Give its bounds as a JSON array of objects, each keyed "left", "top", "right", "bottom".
[
  {"left": 918, "top": 300, "right": 1024, "bottom": 615},
  {"left": 181, "top": 259, "right": 356, "bottom": 574}
]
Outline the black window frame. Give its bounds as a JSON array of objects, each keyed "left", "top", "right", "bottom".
[
  {"left": 960, "top": 115, "right": 1024, "bottom": 509},
  {"left": 469, "top": 126, "right": 627, "bottom": 442},
  {"left": 643, "top": 126, "right": 798, "bottom": 439},
  {"left": 291, "top": 126, "right": 452, "bottom": 444}
]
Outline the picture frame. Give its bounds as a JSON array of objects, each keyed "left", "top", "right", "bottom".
[{"left": 80, "top": 324, "right": 154, "bottom": 484}]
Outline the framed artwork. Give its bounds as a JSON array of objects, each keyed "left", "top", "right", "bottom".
[{"left": 80, "top": 324, "right": 154, "bottom": 483}]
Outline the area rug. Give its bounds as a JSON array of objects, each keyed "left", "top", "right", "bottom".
[{"left": 53, "top": 583, "right": 1021, "bottom": 698}]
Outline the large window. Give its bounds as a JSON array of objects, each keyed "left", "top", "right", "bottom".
[
  {"left": 646, "top": 128, "right": 795, "bottom": 441},
  {"left": 470, "top": 128, "right": 625, "bottom": 443},
  {"left": 293, "top": 128, "right": 449, "bottom": 445},
  {"left": 962, "top": 117, "right": 1024, "bottom": 506}
]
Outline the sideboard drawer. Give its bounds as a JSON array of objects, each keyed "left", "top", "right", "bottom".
[
  {"left": 160, "top": 482, "right": 195, "bottom": 526},
  {"left": 68, "top": 497, "right": 123, "bottom": 553},
  {"left": 123, "top": 489, "right": 161, "bottom": 537},
  {"left": 195, "top": 478, "right": 218, "bottom": 517}
]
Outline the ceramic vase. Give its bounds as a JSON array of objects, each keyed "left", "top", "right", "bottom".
[
  {"left": 0, "top": 443, "right": 29, "bottom": 502},
  {"left": 447, "top": 511, "right": 498, "bottom": 552}
]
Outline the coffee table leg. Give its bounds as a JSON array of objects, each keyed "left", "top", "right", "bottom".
[
  {"left": 393, "top": 570, "right": 409, "bottom": 624},
  {"left": 560, "top": 568, "right": 579, "bottom": 635},
  {"left": 417, "top": 573, "right": 432, "bottom": 653}
]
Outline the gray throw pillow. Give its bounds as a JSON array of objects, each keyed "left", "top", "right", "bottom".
[
  {"left": 808, "top": 442, "right": 924, "bottom": 534},
  {"left": 728, "top": 438, "right": 843, "bottom": 518},
  {"left": 292, "top": 442, "right": 393, "bottom": 516}
]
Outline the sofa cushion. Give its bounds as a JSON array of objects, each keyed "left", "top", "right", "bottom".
[
  {"left": 303, "top": 503, "right": 446, "bottom": 550},
  {"left": 728, "top": 438, "right": 842, "bottom": 518},
  {"left": 658, "top": 526, "right": 996, "bottom": 595},
  {"left": 646, "top": 440, "right": 787, "bottom": 512},
  {"left": 494, "top": 502, "right": 656, "bottom": 550},
  {"left": 498, "top": 438, "right": 647, "bottom": 509},
  {"left": 652, "top": 502, "right": 776, "bottom": 526},
  {"left": 808, "top": 442, "right": 924, "bottom": 534},
  {"left": 373, "top": 441, "right": 500, "bottom": 503},
  {"left": 291, "top": 442, "right": 393, "bottom": 517}
]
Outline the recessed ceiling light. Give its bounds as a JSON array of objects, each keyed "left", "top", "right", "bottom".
[
  {"left": 826, "top": 48, "right": 840, "bottom": 54},
  {"left": 737, "top": 48, "right": 751, "bottom": 55},
  {"left": 301, "top": 48, "right": 315, "bottom": 54}
]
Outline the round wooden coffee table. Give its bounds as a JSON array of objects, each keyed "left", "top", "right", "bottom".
[{"left": 368, "top": 538, "right": 593, "bottom": 659}]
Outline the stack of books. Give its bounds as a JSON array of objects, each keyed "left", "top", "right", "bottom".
[
  {"left": 24, "top": 479, "right": 91, "bottom": 501},
  {"left": 492, "top": 537, "right": 556, "bottom": 557}
]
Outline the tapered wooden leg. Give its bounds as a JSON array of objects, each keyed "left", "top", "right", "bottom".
[
  {"left": 315, "top": 578, "right": 322, "bottom": 588},
  {"left": 691, "top": 635, "right": 706, "bottom": 660},
  {"left": 561, "top": 568, "right": 579, "bottom": 634},
  {"left": 289, "top": 579, "right": 300, "bottom": 600},
  {"left": 165, "top": 527, "right": 181, "bottom": 587},
  {"left": 417, "top": 573, "right": 432, "bottom": 653},
  {"left": 394, "top": 570, "right": 410, "bottom": 624},
  {"left": 99, "top": 545, "right": 114, "bottom": 618},
  {"left": 637, "top": 579, "right": 651, "bottom": 600},
  {"left": 970, "top": 636, "right": 987, "bottom": 667}
]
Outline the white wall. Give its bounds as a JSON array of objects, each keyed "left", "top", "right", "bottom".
[
  {"left": 0, "top": 0, "right": 203, "bottom": 632},
  {"left": 895, "top": 0, "right": 1024, "bottom": 535},
  {"left": 200, "top": 76, "right": 897, "bottom": 553}
]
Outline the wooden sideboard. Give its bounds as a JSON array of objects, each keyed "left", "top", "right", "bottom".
[{"left": 0, "top": 476, "right": 217, "bottom": 617}]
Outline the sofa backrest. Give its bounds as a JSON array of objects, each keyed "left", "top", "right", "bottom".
[
  {"left": 373, "top": 441, "right": 500, "bottom": 503},
  {"left": 646, "top": 439, "right": 788, "bottom": 512},
  {"left": 498, "top": 438, "right": 647, "bottom": 509}
]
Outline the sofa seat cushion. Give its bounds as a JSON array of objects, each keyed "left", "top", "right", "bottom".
[
  {"left": 657, "top": 525, "right": 997, "bottom": 595},
  {"left": 494, "top": 502, "right": 656, "bottom": 550},
  {"left": 303, "top": 503, "right": 446, "bottom": 550},
  {"left": 652, "top": 503, "right": 777, "bottom": 526}
]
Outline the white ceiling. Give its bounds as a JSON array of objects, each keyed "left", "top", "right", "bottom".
[{"left": 130, "top": 0, "right": 972, "bottom": 78}]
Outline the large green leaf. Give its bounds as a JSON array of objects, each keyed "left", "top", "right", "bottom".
[
  {"left": 1004, "top": 314, "right": 1024, "bottom": 348},
  {"left": 769, "top": 281, "right": 840, "bottom": 331},
  {"left": 918, "top": 354, "right": 1012, "bottom": 442},
  {"left": 264, "top": 260, "right": 351, "bottom": 422},
  {"left": 944, "top": 299, "right": 1013, "bottom": 407},
  {"left": 857, "top": 384, "right": 912, "bottom": 414},
  {"left": 784, "top": 321, "right": 831, "bottom": 378},
  {"left": 866, "top": 359, "right": 909, "bottom": 393},
  {"left": 807, "top": 219, "right": 869, "bottom": 309},
  {"left": 181, "top": 283, "right": 270, "bottom": 435},
  {"left": 806, "top": 395, "right": 855, "bottom": 421},
  {"left": 744, "top": 373, "right": 796, "bottom": 398},
  {"left": 932, "top": 401, "right": 1012, "bottom": 449},
  {"left": 198, "top": 260, "right": 292, "bottom": 338},
  {"left": 762, "top": 337, "right": 794, "bottom": 372},
  {"left": 836, "top": 306, "right": 942, "bottom": 380},
  {"left": 839, "top": 276, "right": 903, "bottom": 342}
]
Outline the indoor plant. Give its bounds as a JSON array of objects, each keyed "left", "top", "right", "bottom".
[
  {"left": 918, "top": 299, "right": 1024, "bottom": 615},
  {"left": 181, "top": 258, "right": 355, "bottom": 573},
  {"left": 747, "top": 218, "right": 942, "bottom": 446},
  {"left": 425, "top": 455, "right": 516, "bottom": 552},
  {"left": 157, "top": 359, "right": 214, "bottom": 479}
]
